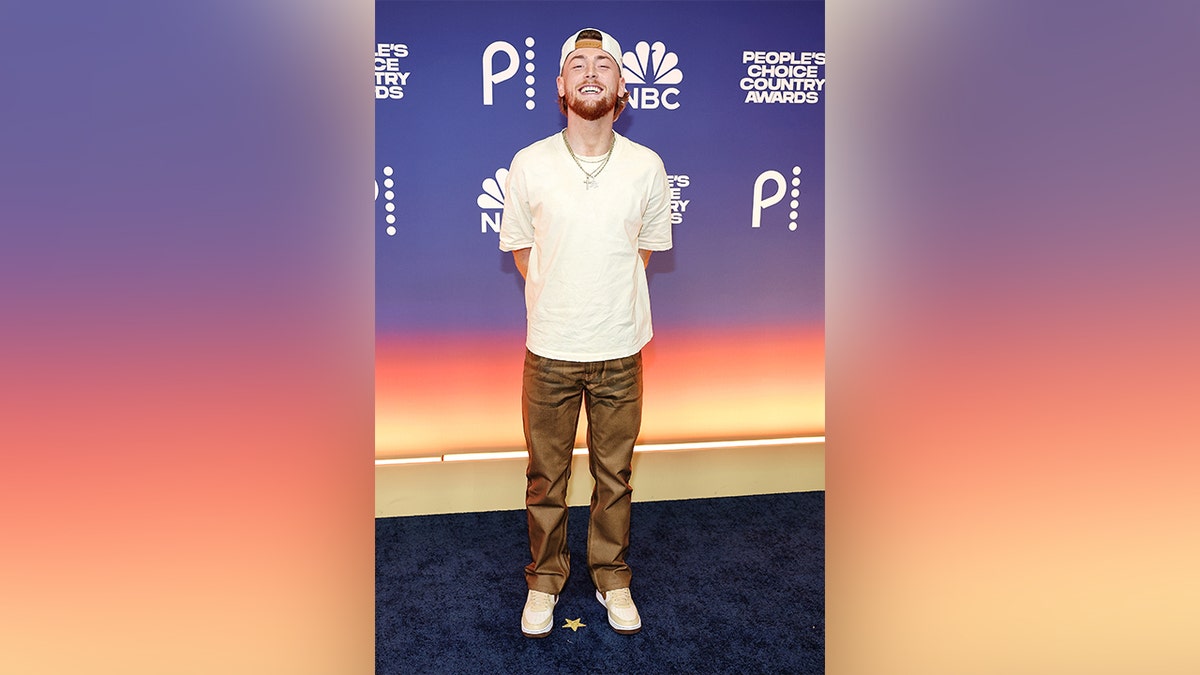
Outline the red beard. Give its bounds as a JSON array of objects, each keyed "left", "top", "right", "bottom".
[{"left": 565, "top": 88, "right": 616, "bottom": 121}]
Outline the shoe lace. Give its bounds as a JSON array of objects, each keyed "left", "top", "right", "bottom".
[
  {"left": 528, "top": 591, "right": 554, "bottom": 612},
  {"left": 607, "top": 588, "right": 633, "bottom": 608}
]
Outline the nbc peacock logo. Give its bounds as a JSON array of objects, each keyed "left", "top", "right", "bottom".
[
  {"left": 478, "top": 167, "right": 508, "bottom": 234},
  {"left": 622, "top": 40, "right": 683, "bottom": 111}
]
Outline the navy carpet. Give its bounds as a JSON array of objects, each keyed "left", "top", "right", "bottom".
[{"left": 376, "top": 491, "right": 824, "bottom": 674}]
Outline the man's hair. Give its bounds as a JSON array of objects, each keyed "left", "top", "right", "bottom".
[
  {"left": 574, "top": 28, "right": 605, "bottom": 45},
  {"left": 559, "top": 29, "right": 629, "bottom": 118}
]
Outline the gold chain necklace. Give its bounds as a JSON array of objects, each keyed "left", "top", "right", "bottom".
[{"left": 561, "top": 130, "right": 615, "bottom": 190}]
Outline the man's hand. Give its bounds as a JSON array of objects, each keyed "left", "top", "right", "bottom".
[{"left": 513, "top": 248, "right": 531, "bottom": 279}]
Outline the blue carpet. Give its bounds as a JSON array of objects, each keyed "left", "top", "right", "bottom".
[{"left": 376, "top": 491, "right": 824, "bottom": 674}]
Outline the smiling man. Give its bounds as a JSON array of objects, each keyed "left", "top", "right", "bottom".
[{"left": 498, "top": 27, "right": 673, "bottom": 638}]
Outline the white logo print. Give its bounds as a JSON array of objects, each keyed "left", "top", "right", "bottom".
[
  {"left": 668, "top": 174, "right": 691, "bottom": 226},
  {"left": 478, "top": 167, "right": 509, "bottom": 233},
  {"left": 378, "top": 165, "right": 399, "bottom": 235},
  {"left": 751, "top": 166, "right": 803, "bottom": 231},
  {"left": 375, "top": 43, "right": 410, "bottom": 101},
  {"left": 740, "top": 51, "right": 825, "bottom": 105},
  {"left": 622, "top": 41, "right": 682, "bottom": 110},
  {"left": 483, "top": 38, "right": 538, "bottom": 110},
  {"left": 623, "top": 41, "right": 682, "bottom": 85}
]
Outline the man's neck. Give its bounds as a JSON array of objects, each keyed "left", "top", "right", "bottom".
[{"left": 563, "top": 116, "right": 614, "bottom": 156}]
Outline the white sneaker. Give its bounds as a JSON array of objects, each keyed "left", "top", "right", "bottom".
[
  {"left": 521, "top": 590, "right": 558, "bottom": 638},
  {"left": 596, "top": 588, "right": 641, "bottom": 634}
]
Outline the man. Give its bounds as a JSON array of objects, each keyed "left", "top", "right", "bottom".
[{"left": 498, "top": 27, "right": 672, "bottom": 638}]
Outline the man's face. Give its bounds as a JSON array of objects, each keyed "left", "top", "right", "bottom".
[{"left": 557, "top": 48, "right": 626, "bottom": 122}]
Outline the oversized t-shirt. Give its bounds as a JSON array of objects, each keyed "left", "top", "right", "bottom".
[{"left": 498, "top": 131, "right": 672, "bottom": 362}]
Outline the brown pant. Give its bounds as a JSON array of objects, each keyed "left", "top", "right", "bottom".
[{"left": 522, "top": 350, "right": 642, "bottom": 594}]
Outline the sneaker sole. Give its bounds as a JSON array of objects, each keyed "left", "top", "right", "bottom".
[
  {"left": 595, "top": 590, "right": 642, "bottom": 634},
  {"left": 521, "top": 623, "right": 553, "bottom": 639}
]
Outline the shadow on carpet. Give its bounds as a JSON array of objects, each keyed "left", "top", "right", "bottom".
[{"left": 376, "top": 491, "right": 824, "bottom": 674}]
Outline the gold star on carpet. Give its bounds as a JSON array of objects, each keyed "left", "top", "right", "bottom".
[{"left": 562, "top": 618, "right": 586, "bottom": 631}]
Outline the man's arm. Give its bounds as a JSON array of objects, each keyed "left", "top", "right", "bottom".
[
  {"left": 513, "top": 247, "right": 531, "bottom": 279},
  {"left": 639, "top": 249, "right": 652, "bottom": 268}
]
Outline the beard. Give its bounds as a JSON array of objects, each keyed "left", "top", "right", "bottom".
[{"left": 564, "top": 88, "right": 617, "bottom": 121}]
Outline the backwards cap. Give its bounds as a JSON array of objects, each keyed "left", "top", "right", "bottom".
[{"left": 559, "top": 28, "right": 623, "bottom": 71}]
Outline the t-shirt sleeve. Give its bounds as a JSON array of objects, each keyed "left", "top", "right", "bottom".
[
  {"left": 638, "top": 155, "right": 673, "bottom": 251},
  {"left": 498, "top": 153, "right": 534, "bottom": 252}
]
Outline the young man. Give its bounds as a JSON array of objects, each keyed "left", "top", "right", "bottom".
[{"left": 498, "top": 27, "right": 673, "bottom": 638}]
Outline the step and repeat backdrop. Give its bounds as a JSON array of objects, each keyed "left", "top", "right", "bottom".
[{"left": 376, "top": 1, "right": 824, "bottom": 458}]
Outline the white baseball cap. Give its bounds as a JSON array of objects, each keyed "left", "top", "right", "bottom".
[{"left": 559, "top": 28, "right": 623, "bottom": 71}]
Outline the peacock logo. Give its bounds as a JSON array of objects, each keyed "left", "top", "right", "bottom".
[
  {"left": 751, "top": 166, "right": 803, "bottom": 232},
  {"left": 622, "top": 40, "right": 683, "bottom": 110},
  {"left": 478, "top": 167, "right": 509, "bottom": 234}
]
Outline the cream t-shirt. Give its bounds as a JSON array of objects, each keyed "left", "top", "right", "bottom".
[{"left": 499, "top": 131, "right": 672, "bottom": 362}]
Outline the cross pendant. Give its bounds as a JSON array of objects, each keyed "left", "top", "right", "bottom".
[{"left": 584, "top": 176, "right": 597, "bottom": 190}]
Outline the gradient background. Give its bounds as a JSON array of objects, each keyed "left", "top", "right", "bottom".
[
  {"left": 375, "top": 1, "right": 825, "bottom": 458},
  {"left": 4, "top": 1, "right": 1199, "bottom": 674}
]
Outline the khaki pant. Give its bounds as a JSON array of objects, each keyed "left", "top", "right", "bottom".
[{"left": 522, "top": 350, "right": 642, "bottom": 594}]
